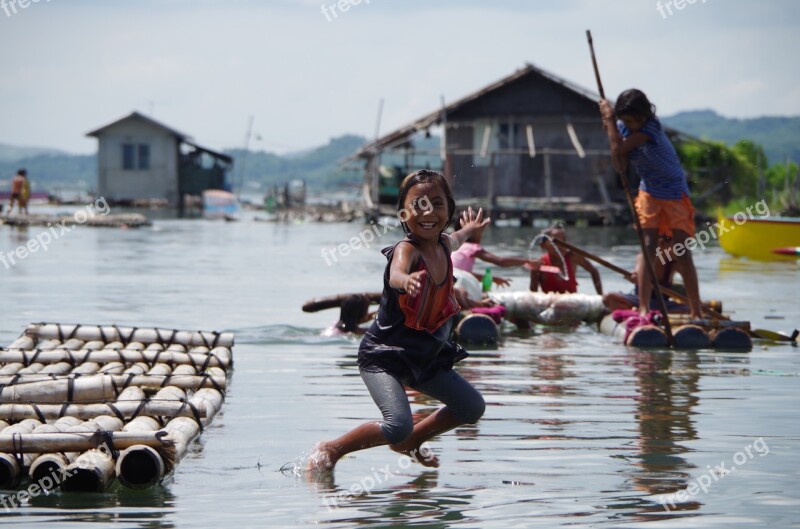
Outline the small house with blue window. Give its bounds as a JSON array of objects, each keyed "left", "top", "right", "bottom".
[{"left": 87, "top": 112, "right": 233, "bottom": 207}]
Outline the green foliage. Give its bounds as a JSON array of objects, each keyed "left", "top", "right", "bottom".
[
  {"left": 675, "top": 139, "right": 758, "bottom": 204},
  {"left": 675, "top": 137, "right": 799, "bottom": 216},
  {"left": 663, "top": 110, "right": 800, "bottom": 165},
  {"left": 731, "top": 140, "right": 768, "bottom": 170}
]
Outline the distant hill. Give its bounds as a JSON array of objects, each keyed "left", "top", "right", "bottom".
[
  {"left": 0, "top": 135, "right": 369, "bottom": 194},
  {"left": 0, "top": 143, "right": 65, "bottom": 163},
  {"left": 8, "top": 111, "right": 797, "bottom": 194},
  {"left": 662, "top": 110, "right": 800, "bottom": 164},
  {"left": 0, "top": 146, "right": 95, "bottom": 193},
  {"left": 225, "top": 134, "right": 368, "bottom": 191}
]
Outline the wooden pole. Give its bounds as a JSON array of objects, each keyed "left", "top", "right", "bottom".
[
  {"left": 552, "top": 238, "right": 744, "bottom": 325},
  {"left": 586, "top": 29, "right": 675, "bottom": 346},
  {"left": 488, "top": 152, "right": 496, "bottom": 215},
  {"left": 544, "top": 150, "right": 552, "bottom": 218},
  {"left": 0, "top": 432, "right": 173, "bottom": 454}
]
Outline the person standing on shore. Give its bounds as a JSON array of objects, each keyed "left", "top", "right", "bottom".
[{"left": 9, "top": 169, "right": 29, "bottom": 215}]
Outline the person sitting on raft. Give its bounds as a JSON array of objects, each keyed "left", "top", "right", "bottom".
[
  {"left": 602, "top": 243, "right": 687, "bottom": 313},
  {"left": 603, "top": 239, "right": 718, "bottom": 315},
  {"left": 529, "top": 223, "right": 603, "bottom": 295},
  {"left": 450, "top": 215, "right": 536, "bottom": 303}
]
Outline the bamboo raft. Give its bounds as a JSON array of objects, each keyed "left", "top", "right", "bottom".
[
  {"left": 1, "top": 213, "right": 150, "bottom": 228},
  {"left": 0, "top": 323, "right": 233, "bottom": 492},
  {"left": 599, "top": 314, "right": 752, "bottom": 350}
]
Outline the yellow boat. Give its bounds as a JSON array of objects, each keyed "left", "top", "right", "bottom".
[{"left": 717, "top": 213, "right": 800, "bottom": 260}]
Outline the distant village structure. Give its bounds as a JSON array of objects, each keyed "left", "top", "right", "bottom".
[
  {"left": 87, "top": 112, "right": 233, "bottom": 208},
  {"left": 351, "top": 63, "right": 695, "bottom": 225}
]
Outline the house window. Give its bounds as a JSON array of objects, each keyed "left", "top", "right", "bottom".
[
  {"left": 122, "top": 143, "right": 151, "bottom": 170},
  {"left": 138, "top": 144, "right": 150, "bottom": 170},
  {"left": 122, "top": 144, "right": 135, "bottom": 170}
]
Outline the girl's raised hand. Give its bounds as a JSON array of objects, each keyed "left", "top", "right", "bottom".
[{"left": 460, "top": 206, "right": 491, "bottom": 233}]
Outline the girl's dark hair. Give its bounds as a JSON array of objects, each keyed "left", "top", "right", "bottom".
[
  {"left": 396, "top": 169, "right": 456, "bottom": 235},
  {"left": 614, "top": 89, "right": 658, "bottom": 122},
  {"left": 337, "top": 294, "right": 370, "bottom": 333}
]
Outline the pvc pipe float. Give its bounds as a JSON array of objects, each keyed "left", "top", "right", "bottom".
[
  {"left": 60, "top": 415, "right": 125, "bottom": 492},
  {"left": 0, "top": 373, "right": 226, "bottom": 402},
  {"left": 116, "top": 386, "right": 186, "bottom": 488},
  {"left": 28, "top": 419, "right": 81, "bottom": 486},
  {"left": 0, "top": 419, "right": 43, "bottom": 488},
  {"left": 28, "top": 388, "right": 140, "bottom": 488},
  {"left": 25, "top": 324, "right": 234, "bottom": 348}
]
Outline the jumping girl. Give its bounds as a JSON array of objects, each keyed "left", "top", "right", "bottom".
[{"left": 307, "top": 169, "right": 488, "bottom": 471}]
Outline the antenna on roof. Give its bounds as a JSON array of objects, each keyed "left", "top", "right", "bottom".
[{"left": 236, "top": 115, "right": 254, "bottom": 200}]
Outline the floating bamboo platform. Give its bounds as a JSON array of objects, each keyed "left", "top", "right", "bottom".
[
  {"left": 0, "top": 323, "right": 233, "bottom": 492},
  {"left": 490, "top": 291, "right": 606, "bottom": 325},
  {"left": 599, "top": 314, "right": 752, "bottom": 350},
  {"left": 1, "top": 213, "right": 150, "bottom": 228}
]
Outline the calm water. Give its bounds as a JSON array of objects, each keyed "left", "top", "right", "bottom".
[{"left": 1, "top": 207, "right": 799, "bottom": 528}]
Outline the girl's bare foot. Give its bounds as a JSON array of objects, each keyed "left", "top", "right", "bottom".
[
  {"left": 389, "top": 442, "right": 439, "bottom": 468},
  {"left": 306, "top": 442, "right": 338, "bottom": 472}
]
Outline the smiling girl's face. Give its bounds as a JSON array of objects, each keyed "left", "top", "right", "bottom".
[{"left": 402, "top": 182, "right": 449, "bottom": 242}]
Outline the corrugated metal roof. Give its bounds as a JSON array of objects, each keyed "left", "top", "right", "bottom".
[
  {"left": 86, "top": 111, "right": 192, "bottom": 140},
  {"left": 352, "top": 63, "right": 602, "bottom": 159},
  {"left": 349, "top": 62, "right": 702, "bottom": 160}
]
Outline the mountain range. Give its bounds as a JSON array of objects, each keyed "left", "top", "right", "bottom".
[
  {"left": 1, "top": 110, "right": 797, "bottom": 194},
  {"left": 662, "top": 110, "right": 800, "bottom": 164}
]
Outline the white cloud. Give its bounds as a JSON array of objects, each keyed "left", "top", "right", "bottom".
[{"left": 0, "top": 0, "right": 798, "bottom": 153}]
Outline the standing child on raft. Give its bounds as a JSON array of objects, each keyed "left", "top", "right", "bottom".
[
  {"left": 599, "top": 89, "right": 703, "bottom": 320},
  {"left": 307, "top": 169, "right": 487, "bottom": 472}
]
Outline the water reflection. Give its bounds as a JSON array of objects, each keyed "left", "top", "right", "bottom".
[
  {"left": 315, "top": 470, "right": 474, "bottom": 528},
  {"left": 23, "top": 484, "right": 175, "bottom": 527},
  {"left": 624, "top": 349, "right": 701, "bottom": 519}
]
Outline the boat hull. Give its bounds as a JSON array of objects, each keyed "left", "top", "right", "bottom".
[
  {"left": 202, "top": 190, "right": 240, "bottom": 219},
  {"left": 718, "top": 215, "right": 800, "bottom": 261}
]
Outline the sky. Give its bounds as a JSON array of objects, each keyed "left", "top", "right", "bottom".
[{"left": 0, "top": 0, "right": 798, "bottom": 155}]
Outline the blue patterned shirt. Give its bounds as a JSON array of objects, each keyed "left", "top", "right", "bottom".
[{"left": 618, "top": 118, "right": 689, "bottom": 200}]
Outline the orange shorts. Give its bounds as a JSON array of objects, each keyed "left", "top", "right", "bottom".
[{"left": 634, "top": 190, "right": 695, "bottom": 238}]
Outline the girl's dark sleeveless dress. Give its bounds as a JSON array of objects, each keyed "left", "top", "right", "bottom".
[{"left": 358, "top": 236, "right": 468, "bottom": 386}]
